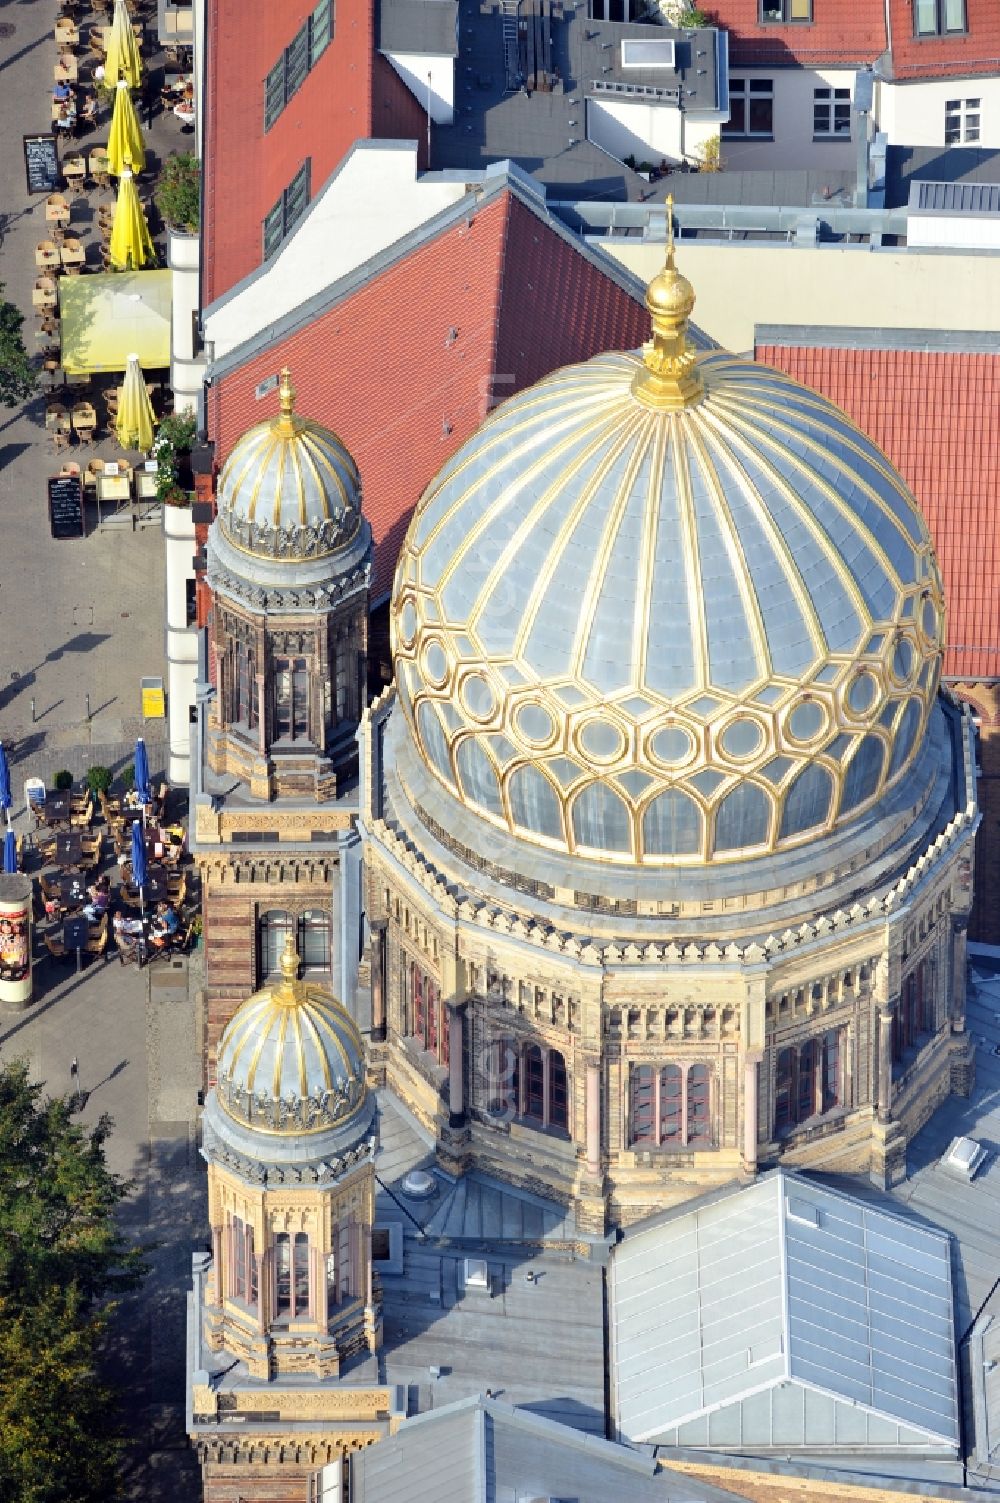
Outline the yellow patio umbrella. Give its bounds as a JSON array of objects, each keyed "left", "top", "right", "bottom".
[
  {"left": 116, "top": 352, "right": 156, "bottom": 453},
  {"left": 108, "top": 168, "right": 154, "bottom": 270},
  {"left": 107, "top": 80, "right": 145, "bottom": 176},
  {"left": 104, "top": 0, "right": 142, "bottom": 89}
]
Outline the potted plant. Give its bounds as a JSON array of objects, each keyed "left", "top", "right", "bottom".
[
  {"left": 53, "top": 770, "right": 74, "bottom": 791},
  {"left": 154, "top": 152, "right": 200, "bottom": 233},
  {"left": 85, "top": 765, "right": 113, "bottom": 796},
  {"left": 153, "top": 408, "right": 197, "bottom": 504}
]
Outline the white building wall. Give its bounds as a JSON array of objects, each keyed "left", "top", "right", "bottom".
[
  {"left": 164, "top": 505, "right": 198, "bottom": 787},
  {"left": 384, "top": 51, "right": 454, "bottom": 123},
  {"left": 204, "top": 143, "right": 466, "bottom": 359},
  {"left": 909, "top": 213, "right": 1000, "bottom": 250},
  {"left": 721, "top": 67, "right": 856, "bottom": 171},
  {"left": 876, "top": 76, "right": 1000, "bottom": 148},
  {"left": 587, "top": 97, "right": 684, "bottom": 166},
  {"left": 168, "top": 227, "right": 204, "bottom": 417}
]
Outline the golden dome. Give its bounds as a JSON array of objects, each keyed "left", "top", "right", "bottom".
[
  {"left": 214, "top": 936, "right": 368, "bottom": 1136},
  {"left": 215, "top": 368, "right": 363, "bottom": 562},
  {"left": 389, "top": 254, "right": 945, "bottom": 868}
]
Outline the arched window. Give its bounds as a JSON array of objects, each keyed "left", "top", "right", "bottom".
[
  {"left": 773, "top": 1030, "right": 843, "bottom": 1136},
  {"left": 550, "top": 1050, "right": 568, "bottom": 1131},
  {"left": 485, "top": 1038, "right": 519, "bottom": 1120},
  {"left": 893, "top": 961, "right": 933, "bottom": 1070},
  {"left": 274, "top": 657, "right": 310, "bottom": 742},
  {"left": 234, "top": 646, "right": 257, "bottom": 729},
  {"left": 259, "top": 909, "right": 294, "bottom": 977},
  {"left": 258, "top": 910, "right": 330, "bottom": 980},
  {"left": 628, "top": 1063, "right": 715, "bottom": 1148},
  {"left": 326, "top": 1212, "right": 355, "bottom": 1310},
  {"left": 523, "top": 1044, "right": 545, "bottom": 1123},
  {"left": 274, "top": 1231, "right": 310, "bottom": 1320}
]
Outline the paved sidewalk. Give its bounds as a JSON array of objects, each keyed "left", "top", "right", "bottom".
[
  {"left": 0, "top": 0, "right": 192, "bottom": 812},
  {"left": 0, "top": 940, "right": 205, "bottom": 1501}
]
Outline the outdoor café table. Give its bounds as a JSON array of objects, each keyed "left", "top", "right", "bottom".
[
  {"left": 72, "top": 402, "right": 96, "bottom": 440},
  {"left": 56, "top": 869, "right": 88, "bottom": 909},
  {"left": 97, "top": 471, "right": 131, "bottom": 505},
  {"left": 55, "top": 832, "right": 83, "bottom": 867},
  {"left": 35, "top": 242, "right": 60, "bottom": 270},
  {"left": 45, "top": 193, "right": 70, "bottom": 225},
  {"left": 63, "top": 913, "right": 90, "bottom": 973},
  {"left": 62, "top": 155, "right": 86, "bottom": 184},
  {"left": 143, "top": 866, "right": 170, "bottom": 903},
  {"left": 60, "top": 238, "right": 86, "bottom": 272},
  {"left": 34, "top": 280, "right": 58, "bottom": 309},
  {"left": 54, "top": 53, "right": 78, "bottom": 83},
  {"left": 39, "top": 792, "right": 74, "bottom": 826},
  {"left": 55, "top": 18, "right": 79, "bottom": 45}
]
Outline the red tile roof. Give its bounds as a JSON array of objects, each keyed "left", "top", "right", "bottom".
[
  {"left": 756, "top": 339, "right": 1000, "bottom": 682},
  {"left": 202, "top": 0, "right": 427, "bottom": 309},
  {"left": 207, "top": 187, "right": 650, "bottom": 602},
  {"left": 708, "top": 0, "right": 884, "bottom": 66},
  {"left": 887, "top": 0, "right": 1000, "bottom": 79}
]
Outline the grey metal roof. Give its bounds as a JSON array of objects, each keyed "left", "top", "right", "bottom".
[
  {"left": 349, "top": 1395, "right": 744, "bottom": 1501},
  {"left": 378, "top": 0, "right": 458, "bottom": 57},
  {"left": 609, "top": 1170, "right": 959, "bottom": 1453},
  {"left": 885, "top": 144, "right": 1000, "bottom": 210},
  {"left": 910, "top": 180, "right": 1000, "bottom": 216}
]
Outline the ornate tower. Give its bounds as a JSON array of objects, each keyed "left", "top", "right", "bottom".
[
  {"left": 194, "top": 370, "right": 371, "bottom": 1069},
  {"left": 190, "top": 937, "right": 394, "bottom": 1502},
  {"left": 206, "top": 368, "right": 371, "bottom": 801}
]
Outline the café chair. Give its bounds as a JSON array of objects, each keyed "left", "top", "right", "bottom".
[
  {"left": 35, "top": 241, "right": 60, "bottom": 270},
  {"left": 44, "top": 933, "right": 71, "bottom": 963}
]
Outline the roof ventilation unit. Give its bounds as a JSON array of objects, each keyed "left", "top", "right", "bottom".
[{"left": 942, "top": 1136, "right": 987, "bottom": 1181}]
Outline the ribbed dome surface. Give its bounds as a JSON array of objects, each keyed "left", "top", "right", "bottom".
[
  {"left": 215, "top": 940, "right": 367, "bottom": 1136},
  {"left": 390, "top": 349, "right": 945, "bottom": 865},
  {"left": 216, "top": 369, "right": 362, "bottom": 562}
]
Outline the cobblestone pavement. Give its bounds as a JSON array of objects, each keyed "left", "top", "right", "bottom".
[{"left": 0, "top": 6, "right": 205, "bottom": 1495}]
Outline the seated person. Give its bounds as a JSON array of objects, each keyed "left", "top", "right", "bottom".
[
  {"left": 113, "top": 911, "right": 145, "bottom": 963},
  {"left": 54, "top": 80, "right": 72, "bottom": 103},
  {"left": 54, "top": 102, "right": 77, "bottom": 131},
  {"left": 82, "top": 876, "right": 110, "bottom": 923},
  {"left": 149, "top": 902, "right": 179, "bottom": 950},
  {"left": 44, "top": 893, "right": 63, "bottom": 921},
  {"left": 80, "top": 91, "right": 97, "bottom": 124}
]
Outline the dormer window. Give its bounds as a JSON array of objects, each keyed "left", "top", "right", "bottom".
[{"left": 760, "top": 0, "right": 811, "bottom": 18}]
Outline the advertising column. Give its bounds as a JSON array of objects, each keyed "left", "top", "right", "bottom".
[{"left": 0, "top": 874, "right": 32, "bottom": 1009}]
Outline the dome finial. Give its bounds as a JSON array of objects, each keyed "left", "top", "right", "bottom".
[
  {"left": 275, "top": 367, "right": 297, "bottom": 437},
  {"left": 277, "top": 933, "right": 301, "bottom": 996},
  {"left": 632, "top": 195, "right": 704, "bottom": 412}
]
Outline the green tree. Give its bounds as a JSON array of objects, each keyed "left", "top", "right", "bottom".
[
  {"left": 0, "top": 1059, "right": 146, "bottom": 1503},
  {"left": 0, "top": 283, "right": 36, "bottom": 408}
]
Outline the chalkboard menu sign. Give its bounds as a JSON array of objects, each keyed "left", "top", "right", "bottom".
[
  {"left": 23, "top": 135, "right": 60, "bottom": 195},
  {"left": 47, "top": 475, "right": 84, "bottom": 539}
]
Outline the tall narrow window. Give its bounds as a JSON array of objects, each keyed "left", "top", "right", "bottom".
[
  {"left": 820, "top": 1029, "right": 840, "bottom": 1112},
  {"left": 660, "top": 1063, "right": 683, "bottom": 1143},
  {"left": 550, "top": 1050, "right": 568, "bottom": 1131},
  {"left": 687, "top": 1063, "right": 711, "bottom": 1144},
  {"left": 775, "top": 1030, "right": 844, "bottom": 1134},
  {"left": 247, "top": 1226, "right": 258, "bottom": 1306},
  {"left": 523, "top": 1044, "right": 545, "bottom": 1123},
  {"left": 293, "top": 1232, "right": 310, "bottom": 1317},
  {"left": 233, "top": 1217, "right": 246, "bottom": 1299},
  {"left": 412, "top": 963, "right": 425, "bottom": 1041},
  {"left": 274, "top": 656, "right": 310, "bottom": 740},
  {"left": 797, "top": 1039, "right": 817, "bottom": 1122},
  {"left": 275, "top": 1233, "right": 291, "bottom": 1314},
  {"left": 259, "top": 909, "right": 294, "bottom": 979},
  {"left": 630, "top": 1064, "right": 656, "bottom": 1144},
  {"left": 338, "top": 1215, "right": 351, "bottom": 1300},
  {"left": 427, "top": 979, "right": 439, "bottom": 1056},
  {"left": 299, "top": 909, "right": 331, "bottom": 971}
]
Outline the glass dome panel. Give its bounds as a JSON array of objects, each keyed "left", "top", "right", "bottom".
[
  {"left": 780, "top": 762, "right": 834, "bottom": 839},
  {"left": 714, "top": 782, "right": 772, "bottom": 852},
  {"left": 571, "top": 781, "right": 631, "bottom": 853},
  {"left": 509, "top": 764, "right": 563, "bottom": 842},
  {"left": 643, "top": 788, "right": 702, "bottom": 856}
]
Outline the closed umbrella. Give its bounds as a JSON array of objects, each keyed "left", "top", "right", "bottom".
[
  {"left": 105, "top": 0, "right": 142, "bottom": 90},
  {"left": 130, "top": 817, "right": 147, "bottom": 918},
  {"left": 0, "top": 743, "right": 11, "bottom": 822},
  {"left": 133, "top": 736, "right": 151, "bottom": 807},
  {"left": 115, "top": 354, "right": 156, "bottom": 453},
  {"left": 108, "top": 169, "right": 154, "bottom": 271},
  {"left": 2, "top": 831, "right": 15, "bottom": 874},
  {"left": 107, "top": 81, "right": 145, "bottom": 176}
]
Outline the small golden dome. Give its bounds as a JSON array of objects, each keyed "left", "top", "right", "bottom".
[
  {"left": 215, "top": 366, "right": 363, "bottom": 561},
  {"left": 214, "top": 937, "right": 368, "bottom": 1136},
  {"left": 646, "top": 261, "right": 695, "bottom": 320}
]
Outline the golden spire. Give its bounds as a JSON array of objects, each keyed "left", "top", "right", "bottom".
[
  {"left": 631, "top": 195, "right": 704, "bottom": 412},
  {"left": 274, "top": 367, "right": 299, "bottom": 438},
  {"left": 276, "top": 934, "right": 302, "bottom": 1001}
]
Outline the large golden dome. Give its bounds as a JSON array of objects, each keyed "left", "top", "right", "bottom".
[{"left": 389, "top": 255, "right": 945, "bottom": 867}]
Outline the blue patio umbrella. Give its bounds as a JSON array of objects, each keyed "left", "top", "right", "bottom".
[
  {"left": 134, "top": 737, "right": 151, "bottom": 807},
  {"left": 130, "top": 817, "right": 147, "bottom": 916},
  {"left": 2, "top": 830, "right": 16, "bottom": 873},
  {"left": 0, "top": 743, "right": 11, "bottom": 818}
]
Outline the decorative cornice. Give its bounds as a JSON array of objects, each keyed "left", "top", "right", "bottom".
[
  {"left": 209, "top": 1133, "right": 375, "bottom": 1187},
  {"left": 220, "top": 510, "right": 361, "bottom": 563},
  {"left": 208, "top": 560, "right": 370, "bottom": 614},
  {"left": 366, "top": 802, "right": 976, "bottom": 968}
]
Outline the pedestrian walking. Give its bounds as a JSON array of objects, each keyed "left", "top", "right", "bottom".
[
  {"left": 141, "top": 74, "right": 155, "bottom": 129},
  {"left": 70, "top": 1055, "right": 79, "bottom": 1084}
]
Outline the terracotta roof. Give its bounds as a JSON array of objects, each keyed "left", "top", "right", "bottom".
[
  {"left": 756, "top": 337, "right": 1000, "bottom": 682},
  {"left": 206, "top": 186, "right": 651, "bottom": 602},
  {"left": 708, "top": 0, "right": 884, "bottom": 66},
  {"left": 202, "top": 0, "right": 427, "bottom": 309},
  {"left": 887, "top": 0, "right": 1000, "bottom": 79}
]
